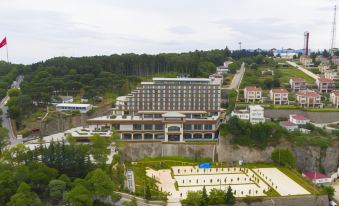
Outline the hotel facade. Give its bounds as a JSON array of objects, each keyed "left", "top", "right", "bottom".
[{"left": 80, "top": 77, "right": 222, "bottom": 142}]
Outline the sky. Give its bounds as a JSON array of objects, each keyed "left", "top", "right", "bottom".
[{"left": 0, "top": 0, "right": 338, "bottom": 64}]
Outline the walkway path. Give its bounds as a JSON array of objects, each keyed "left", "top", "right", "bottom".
[
  {"left": 287, "top": 61, "right": 319, "bottom": 80},
  {"left": 226, "top": 62, "right": 245, "bottom": 90}
]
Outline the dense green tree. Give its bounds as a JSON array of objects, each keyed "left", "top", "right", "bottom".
[
  {"left": 0, "top": 127, "right": 9, "bottom": 154},
  {"left": 89, "top": 134, "right": 111, "bottom": 167},
  {"left": 48, "top": 179, "right": 66, "bottom": 203},
  {"left": 184, "top": 191, "right": 202, "bottom": 206},
  {"left": 224, "top": 186, "right": 235, "bottom": 205},
  {"left": 271, "top": 149, "right": 296, "bottom": 168},
  {"left": 85, "top": 168, "right": 117, "bottom": 198},
  {"left": 200, "top": 186, "right": 208, "bottom": 206},
  {"left": 145, "top": 183, "right": 151, "bottom": 201},
  {"left": 6, "top": 182, "right": 42, "bottom": 206},
  {"left": 323, "top": 186, "right": 335, "bottom": 199},
  {"left": 7, "top": 88, "right": 20, "bottom": 97},
  {"left": 27, "top": 161, "right": 58, "bottom": 195},
  {"left": 65, "top": 184, "right": 93, "bottom": 206},
  {"left": 208, "top": 189, "right": 225, "bottom": 205}
]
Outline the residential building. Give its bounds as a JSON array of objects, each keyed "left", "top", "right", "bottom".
[
  {"left": 300, "top": 55, "right": 314, "bottom": 67},
  {"left": 216, "top": 61, "right": 232, "bottom": 74},
  {"left": 244, "top": 86, "right": 262, "bottom": 103},
  {"left": 324, "top": 70, "right": 339, "bottom": 81},
  {"left": 56, "top": 103, "right": 92, "bottom": 113},
  {"left": 280, "top": 121, "right": 298, "bottom": 131},
  {"left": 248, "top": 105, "right": 265, "bottom": 124},
  {"left": 315, "top": 55, "right": 330, "bottom": 64},
  {"left": 302, "top": 171, "right": 332, "bottom": 186},
  {"left": 319, "top": 63, "right": 330, "bottom": 73},
  {"left": 332, "top": 56, "right": 339, "bottom": 66},
  {"left": 231, "top": 105, "right": 265, "bottom": 124},
  {"left": 330, "top": 91, "right": 339, "bottom": 108},
  {"left": 295, "top": 90, "right": 322, "bottom": 107},
  {"left": 316, "top": 77, "right": 336, "bottom": 93},
  {"left": 79, "top": 77, "right": 222, "bottom": 142},
  {"left": 209, "top": 73, "right": 223, "bottom": 85},
  {"left": 289, "top": 114, "right": 310, "bottom": 125},
  {"left": 289, "top": 77, "right": 307, "bottom": 92},
  {"left": 269, "top": 88, "right": 289, "bottom": 105},
  {"left": 231, "top": 110, "right": 250, "bottom": 121}
]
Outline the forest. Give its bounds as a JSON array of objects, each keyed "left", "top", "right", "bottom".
[{"left": 1, "top": 48, "right": 273, "bottom": 129}]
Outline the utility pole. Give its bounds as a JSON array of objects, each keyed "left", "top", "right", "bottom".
[{"left": 330, "top": 5, "right": 337, "bottom": 55}]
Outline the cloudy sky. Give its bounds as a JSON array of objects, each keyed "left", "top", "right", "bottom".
[{"left": 0, "top": 0, "right": 337, "bottom": 64}]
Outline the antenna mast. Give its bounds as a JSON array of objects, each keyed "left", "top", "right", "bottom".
[
  {"left": 238, "top": 42, "right": 242, "bottom": 50},
  {"left": 330, "top": 5, "right": 336, "bottom": 54}
]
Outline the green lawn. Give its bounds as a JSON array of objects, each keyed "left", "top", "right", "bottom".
[{"left": 277, "top": 67, "right": 315, "bottom": 84}]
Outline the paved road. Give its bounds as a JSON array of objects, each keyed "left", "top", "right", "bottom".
[
  {"left": 0, "top": 75, "right": 24, "bottom": 145},
  {"left": 226, "top": 62, "right": 245, "bottom": 90},
  {"left": 286, "top": 61, "right": 319, "bottom": 80}
]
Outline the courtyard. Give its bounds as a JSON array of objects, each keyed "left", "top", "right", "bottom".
[{"left": 146, "top": 165, "right": 310, "bottom": 203}]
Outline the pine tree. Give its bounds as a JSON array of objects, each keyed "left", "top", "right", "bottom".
[
  {"left": 201, "top": 186, "right": 209, "bottom": 206},
  {"left": 224, "top": 186, "right": 235, "bottom": 205}
]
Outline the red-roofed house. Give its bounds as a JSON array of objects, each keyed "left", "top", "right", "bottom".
[
  {"left": 289, "top": 114, "right": 310, "bottom": 125},
  {"left": 269, "top": 88, "right": 289, "bottom": 105},
  {"left": 289, "top": 77, "right": 307, "bottom": 92},
  {"left": 244, "top": 86, "right": 262, "bottom": 103},
  {"left": 330, "top": 91, "right": 339, "bottom": 108},
  {"left": 279, "top": 121, "right": 298, "bottom": 131},
  {"left": 296, "top": 90, "right": 322, "bottom": 107},
  {"left": 316, "top": 77, "right": 336, "bottom": 93},
  {"left": 302, "top": 171, "right": 332, "bottom": 185}
]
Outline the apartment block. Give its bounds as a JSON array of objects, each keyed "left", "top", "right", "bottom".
[
  {"left": 295, "top": 90, "right": 322, "bottom": 108},
  {"left": 269, "top": 88, "right": 289, "bottom": 105},
  {"left": 330, "top": 91, "right": 339, "bottom": 108},
  {"left": 289, "top": 77, "right": 307, "bottom": 92},
  {"left": 244, "top": 86, "right": 262, "bottom": 103},
  {"left": 316, "top": 77, "right": 336, "bottom": 93}
]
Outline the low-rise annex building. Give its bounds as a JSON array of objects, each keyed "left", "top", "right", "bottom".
[
  {"left": 280, "top": 121, "right": 298, "bottom": 131},
  {"left": 295, "top": 90, "right": 322, "bottom": 108},
  {"left": 289, "top": 77, "right": 307, "bottom": 92},
  {"left": 316, "top": 77, "right": 336, "bottom": 93},
  {"left": 269, "top": 88, "right": 289, "bottom": 105},
  {"left": 302, "top": 171, "right": 332, "bottom": 186},
  {"left": 56, "top": 103, "right": 93, "bottom": 113},
  {"left": 243, "top": 86, "right": 262, "bottom": 103},
  {"left": 330, "top": 91, "right": 339, "bottom": 108},
  {"left": 76, "top": 77, "right": 223, "bottom": 142}
]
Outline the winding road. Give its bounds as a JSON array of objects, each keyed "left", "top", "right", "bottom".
[{"left": 0, "top": 75, "right": 24, "bottom": 145}]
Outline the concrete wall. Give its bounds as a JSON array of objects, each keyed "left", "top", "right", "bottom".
[
  {"left": 121, "top": 142, "right": 216, "bottom": 161},
  {"left": 235, "top": 195, "right": 328, "bottom": 206},
  {"left": 265, "top": 109, "right": 339, "bottom": 123}
]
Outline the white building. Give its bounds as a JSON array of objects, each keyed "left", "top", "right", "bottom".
[
  {"left": 209, "top": 73, "right": 224, "bottom": 85},
  {"left": 289, "top": 114, "right": 310, "bottom": 125},
  {"left": 231, "top": 110, "right": 250, "bottom": 120},
  {"left": 56, "top": 103, "right": 93, "bottom": 113},
  {"left": 244, "top": 86, "right": 262, "bottom": 103},
  {"left": 125, "top": 169, "right": 135, "bottom": 192},
  {"left": 248, "top": 105, "right": 265, "bottom": 124},
  {"left": 303, "top": 171, "right": 332, "bottom": 186}
]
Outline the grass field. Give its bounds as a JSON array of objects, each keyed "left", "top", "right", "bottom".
[{"left": 277, "top": 67, "right": 315, "bottom": 84}]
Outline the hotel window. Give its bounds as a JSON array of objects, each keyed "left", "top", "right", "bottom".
[
  {"left": 204, "top": 124, "right": 212, "bottom": 130},
  {"left": 133, "top": 124, "right": 142, "bottom": 130},
  {"left": 144, "top": 124, "right": 153, "bottom": 130},
  {"left": 194, "top": 124, "right": 203, "bottom": 130},
  {"left": 183, "top": 124, "right": 192, "bottom": 130},
  {"left": 154, "top": 124, "right": 164, "bottom": 130}
]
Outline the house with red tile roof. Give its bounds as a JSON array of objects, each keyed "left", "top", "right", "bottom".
[
  {"left": 289, "top": 114, "right": 310, "bottom": 125},
  {"left": 330, "top": 91, "right": 339, "bottom": 108},
  {"left": 244, "top": 86, "right": 262, "bottom": 103},
  {"left": 316, "top": 77, "right": 336, "bottom": 93},
  {"left": 289, "top": 77, "right": 307, "bottom": 92},
  {"left": 302, "top": 171, "right": 332, "bottom": 186},
  {"left": 279, "top": 121, "right": 298, "bottom": 131},
  {"left": 295, "top": 90, "right": 322, "bottom": 107},
  {"left": 269, "top": 88, "right": 289, "bottom": 105}
]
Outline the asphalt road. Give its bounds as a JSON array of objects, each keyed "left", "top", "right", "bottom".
[
  {"left": 227, "top": 62, "right": 245, "bottom": 90},
  {"left": 0, "top": 75, "right": 24, "bottom": 145}
]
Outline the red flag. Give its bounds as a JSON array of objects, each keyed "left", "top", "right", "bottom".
[{"left": 0, "top": 37, "right": 7, "bottom": 48}]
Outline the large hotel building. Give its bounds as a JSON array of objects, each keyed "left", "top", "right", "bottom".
[{"left": 75, "top": 77, "right": 223, "bottom": 142}]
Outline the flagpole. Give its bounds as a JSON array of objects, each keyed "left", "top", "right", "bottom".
[{"left": 6, "top": 42, "right": 9, "bottom": 63}]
